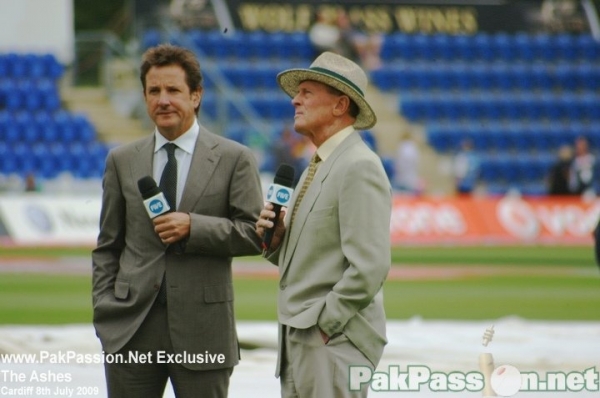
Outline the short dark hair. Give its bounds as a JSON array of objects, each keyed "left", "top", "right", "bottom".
[
  {"left": 325, "top": 85, "right": 360, "bottom": 119},
  {"left": 140, "top": 44, "right": 203, "bottom": 107}
]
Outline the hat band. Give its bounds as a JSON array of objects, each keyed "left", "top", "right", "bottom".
[{"left": 309, "top": 67, "right": 364, "bottom": 97}]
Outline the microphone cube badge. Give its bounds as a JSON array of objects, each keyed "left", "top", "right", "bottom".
[
  {"left": 143, "top": 192, "right": 171, "bottom": 218},
  {"left": 266, "top": 184, "right": 293, "bottom": 207}
]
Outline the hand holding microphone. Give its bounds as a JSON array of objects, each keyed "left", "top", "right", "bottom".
[
  {"left": 138, "top": 176, "right": 172, "bottom": 218},
  {"left": 138, "top": 176, "right": 188, "bottom": 252},
  {"left": 261, "top": 164, "right": 295, "bottom": 251}
]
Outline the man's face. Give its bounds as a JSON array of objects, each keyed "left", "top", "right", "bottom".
[
  {"left": 292, "top": 80, "right": 340, "bottom": 139},
  {"left": 144, "top": 64, "right": 201, "bottom": 140}
]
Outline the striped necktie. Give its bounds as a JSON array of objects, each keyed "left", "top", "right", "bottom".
[{"left": 290, "top": 153, "right": 321, "bottom": 228}]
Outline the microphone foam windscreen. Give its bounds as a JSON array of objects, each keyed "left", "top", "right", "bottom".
[
  {"left": 273, "top": 164, "right": 295, "bottom": 188},
  {"left": 137, "top": 176, "right": 160, "bottom": 199}
]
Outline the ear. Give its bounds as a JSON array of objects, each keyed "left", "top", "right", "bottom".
[
  {"left": 192, "top": 88, "right": 202, "bottom": 107},
  {"left": 332, "top": 95, "right": 350, "bottom": 117}
]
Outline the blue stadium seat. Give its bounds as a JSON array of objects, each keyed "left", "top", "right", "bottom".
[
  {"left": 555, "top": 34, "right": 577, "bottom": 60},
  {"left": 430, "top": 34, "right": 454, "bottom": 61},
  {"left": 142, "top": 29, "right": 162, "bottom": 49},
  {"left": 576, "top": 34, "right": 599, "bottom": 60},
  {"left": 473, "top": 33, "right": 494, "bottom": 61},
  {"left": 0, "top": 144, "right": 18, "bottom": 175},
  {"left": 514, "top": 32, "right": 535, "bottom": 61}
]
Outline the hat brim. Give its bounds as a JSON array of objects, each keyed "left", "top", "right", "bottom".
[{"left": 277, "top": 68, "right": 377, "bottom": 130}]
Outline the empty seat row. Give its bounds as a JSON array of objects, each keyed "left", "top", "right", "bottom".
[
  {"left": 400, "top": 92, "right": 600, "bottom": 122},
  {"left": 143, "top": 29, "right": 316, "bottom": 61},
  {"left": 381, "top": 32, "right": 600, "bottom": 62},
  {"left": 208, "top": 62, "right": 289, "bottom": 90},
  {"left": 0, "top": 141, "right": 109, "bottom": 179},
  {"left": 372, "top": 61, "right": 600, "bottom": 92},
  {"left": 427, "top": 121, "right": 600, "bottom": 153},
  {"left": 202, "top": 92, "right": 294, "bottom": 121},
  {"left": 0, "top": 78, "right": 61, "bottom": 112},
  {"left": 0, "top": 110, "right": 96, "bottom": 144},
  {"left": 0, "top": 53, "right": 64, "bottom": 80},
  {"left": 478, "top": 154, "right": 556, "bottom": 183}
]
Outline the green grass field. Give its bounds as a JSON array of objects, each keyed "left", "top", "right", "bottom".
[{"left": 0, "top": 245, "right": 598, "bottom": 324}]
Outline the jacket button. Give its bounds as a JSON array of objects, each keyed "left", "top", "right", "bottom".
[
  {"left": 280, "top": 284, "right": 286, "bottom": 290},
  {"left": 153, "top": 284, "right": 160, "bottom": 290}
]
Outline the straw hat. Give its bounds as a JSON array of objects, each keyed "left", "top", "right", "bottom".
[{"left": 276, "top": 51, "right": 377, "bottom": 130}]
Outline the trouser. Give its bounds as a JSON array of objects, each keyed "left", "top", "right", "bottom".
[
  {"left": 280, "top": 325, "right": 373, "bottom": 398},
  {"left": 104, "top": 300, "right": 232, "bottom": 398}
]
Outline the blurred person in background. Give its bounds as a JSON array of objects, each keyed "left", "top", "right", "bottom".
[
  {"left": 394, "top": 131, "right": 421, "bottom": 194},
  {"left": 24, "top": 172, "right": 40, "bottom": 192},
  {"left": 569, "top": 136, "right": 596, "bottom": 196},
  {"left": 547, "top": 144, "right": 574, "bottom": 195},
  {"left": 308, "top": 10, "right": 345, "bottom": 56},
  {"left": 269, "top": 125, "right": 310, "bottom": 186},
  {"left": 255, "top": 51, "right": 391, "bottom": 398},
  {"left": 452, "top": 138, "right": 481, "bottom": 195},
  {"left": 336, "top": 10, "right": 383, "bottom": 71},
  {"left": 309, "top": 9, "right": 382, "bottom": 72},
  {"left": 92, "top": 44, "right": 263, "bottom": 398}
]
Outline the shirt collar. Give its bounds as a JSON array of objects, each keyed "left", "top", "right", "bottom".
[
  {"left": 154, "top": 120, "right": 199, "bottom": 154},
  {"left": 315, "top": 125, "right": 355, "bottom": 162}
]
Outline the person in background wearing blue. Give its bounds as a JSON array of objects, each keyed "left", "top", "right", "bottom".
[{"left": 452, "top": 138, "right": 480, "bottom": 195}]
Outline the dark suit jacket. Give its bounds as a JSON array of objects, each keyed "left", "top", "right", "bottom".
[{"left": 92, "top": 124, "right": 263, "bottom": 370}]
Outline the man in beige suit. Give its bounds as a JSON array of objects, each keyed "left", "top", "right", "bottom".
[
  {"left": 256, "top": 52, "right": 392, "bottom": 397},
  {"left": 92, "top": 44, "right": 263, "bottom": 398}
]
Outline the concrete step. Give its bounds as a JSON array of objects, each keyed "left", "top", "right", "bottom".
[
  {"left": 365, "top": 84, "right": 454, "bottom": 195},
  {"left": 61, "top": 85, "right": 147, "bottom": 146}
]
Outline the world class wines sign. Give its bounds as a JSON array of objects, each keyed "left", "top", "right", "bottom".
[{"left": 222, "top": 0, "right": 592, "bottom": 34}]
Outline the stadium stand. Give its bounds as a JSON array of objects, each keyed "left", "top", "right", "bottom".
[
  {"left": 372, "top": 32, "right": 600, "bottom": 195},
  {"left": 5, "top": 29, "right": 596, "bottom": 195},
  {"left": 0, "top": 52, "right": 111, "bottom": 186},
  {"left": 140, "top": 28, "right": 599, "bottom": 196}
]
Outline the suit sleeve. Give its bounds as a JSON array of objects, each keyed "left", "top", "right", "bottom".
[
  {"left": 92, "top": 151, "right": 125, "bottom": 306},
  {"left": 317, "top": 157, "right": 392, "bottom": 336},
  {"left": 186, "top": 146, "right": 263, "bottom": 257}
]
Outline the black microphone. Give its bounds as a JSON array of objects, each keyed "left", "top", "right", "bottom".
[
  {"left": 138, "top": 176, "right": 184, "bottom": 254},
  {"left": 138, "top": 176, "right": 172, "bottom": 218},
  {"left": 262, "top": 164, "right": 295, "bottom": 251}
]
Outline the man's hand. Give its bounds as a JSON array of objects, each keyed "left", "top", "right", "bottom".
[
  {"left": 255, "top": 202, "right": 287, "bottom": 252},
  {"left": 153, "top": 212, "right": 191, "bottom": 244}
]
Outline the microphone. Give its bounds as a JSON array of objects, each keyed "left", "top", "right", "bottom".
[
  {"left": 138, "top": 176, "right": 171, "bottom": 219},
  {"left": 262, "top": 164, "right": 295, "bottom": 251},
  {"left": 138, "top": 176, "right": 185, "bottom": 254}
]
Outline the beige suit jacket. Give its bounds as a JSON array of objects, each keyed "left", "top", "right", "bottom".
[
  {"left": 268, "top": 132, "right": 392, "bottom": 370},
  {"left": 92, "top": 125, "right": 263, "bottom": 370}
]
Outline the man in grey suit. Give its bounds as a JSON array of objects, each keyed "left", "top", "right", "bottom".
[
  {"left": 256, "top": 52, "right": 392, "bottom": 397},
  {"left": 92, "top": 44, "right": 263, "bottom": 398}
]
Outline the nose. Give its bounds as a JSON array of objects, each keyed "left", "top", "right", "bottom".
[
  {"left": 291, "top": 94, "right": 300, "bottom": 107},
  {"left": 157, "top": 91, "right": 170, "bottom": 106}
]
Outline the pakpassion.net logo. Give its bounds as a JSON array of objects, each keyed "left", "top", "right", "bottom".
[
  {"left": 349, "top": 364, "right": 599, "bottom": 395},
  {"left": 350, "top": 326, "right": 598, "bottom": 396}
]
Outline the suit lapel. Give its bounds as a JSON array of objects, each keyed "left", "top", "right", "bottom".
[
  {"left": 130, "top": 136, "right": 155, "bottom": 187},
  {"left": 178, "top": 125, "right": 221, "bottom": 212}
]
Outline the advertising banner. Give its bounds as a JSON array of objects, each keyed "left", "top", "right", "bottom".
[
  {"left": 0, "top": 194, "right": 598, "bottom": 246},
  {"left": 391, "top": 195, "right": 600, "bottom": 245},
  {"left": 0, "top": 195, "right": 100, "bottom": 246}
]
